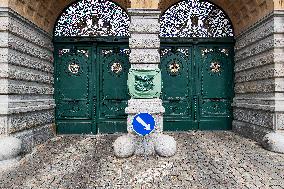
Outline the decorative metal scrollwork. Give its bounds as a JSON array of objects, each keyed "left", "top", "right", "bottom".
[
  {"left": 201, "top": 48, "right": 214, "bottom": 56},
  {"left": 210, "top": 61, "right": 221, "bottom": 73},
  {"left": 54, "top": 0, "right": 130, "bottom": 37},
  {"left": 59, "top": 49, "right": 70, "bottom": 57},
  {"left": 68, "top": 62, "right": 80, "bottom": 74},
  {"left": 111, "top": 62, "right": 122, "bottom": 74},
  {"left": 160, "top": 0, "right": 234, "bottom": 38},
  {"left": 169, "top": 62, "right": 181, "bottom": 75}
]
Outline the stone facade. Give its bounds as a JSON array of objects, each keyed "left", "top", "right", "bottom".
[
  {"left": 0, "top": 0, "right": 283, "bottom": 157},
  {"left": 233, "top": 10, "right": 284, "bottom": 142},
  {"left": 0, "top": 7, "right": 55, "bottom": 153}
]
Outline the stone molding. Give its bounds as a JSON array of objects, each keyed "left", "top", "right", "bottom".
[
  {"left": 0, "top": 7, "right": 55, "bottom": 154},
  {"left": 0, "top": 7, "right": 51, "bottom": 39}
]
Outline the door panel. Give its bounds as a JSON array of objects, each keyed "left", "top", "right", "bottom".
[
  {"left": 55, "top": 46, "right": 93, "bottom": 134},
  {"left": 160, "top": 47, "right": 196, "bottom": 131},
  {"left": 198, "top": 47, "right": 233, "bottom": 130},
  {"left": 56, "top": 48, "right": 91, "bottom": 119},
  {"left": 98, "top": 47, "right": 130, "bottom": 133}
]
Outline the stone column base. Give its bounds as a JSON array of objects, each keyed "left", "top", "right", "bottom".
[
  {"left": 113, "top": 99, "right": 177, "bottom": 157},
  {"left": 113, "top": 133, "right": 177, "bottom": 157},
  {"left": 0, "top": 136, "right": 22, "bottom": 169},
  {"left": 262, "top": 131, "right": 284, "bottom": 154}
]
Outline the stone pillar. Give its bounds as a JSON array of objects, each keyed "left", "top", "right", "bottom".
[
  {"left": 233, "top": 10, "right": 284, "bottom": 154},
  {"left": 113, "top": 9, "right": 176, "bottom": 157}
]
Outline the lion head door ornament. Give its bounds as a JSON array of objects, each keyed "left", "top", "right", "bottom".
[
  {"left": 111, "top": 62, "right": 123, "bottom": 74},
  {"left": 68, "top": 62, "right": 80, "bottom": 74},
  {"left": 169, "top": 62, "right": 181, "bottom": 75},
  {"left": 210, "top": 61, "right": 221, "bottom": 73}
]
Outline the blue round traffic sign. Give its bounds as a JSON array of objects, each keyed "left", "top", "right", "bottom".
[{"left": 132, "top": 113, "right": 155, "bottom": 136}]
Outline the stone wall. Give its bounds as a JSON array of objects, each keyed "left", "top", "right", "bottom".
[
  {"left": 233, "top": 10, "right": 284, "bottom": 142},
  {"left": 0, "top": 7, "right": 55, "bottom": 153}
]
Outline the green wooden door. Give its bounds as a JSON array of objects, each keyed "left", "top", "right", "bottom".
[
  {"left": 55, "top": 43, "right": 130, "bottom": 134},
  {"left": 160, "top": 47, "right": 197, "bottom": 130},
  {"left": 161, "top": 43, "right": 234, "bottom": 131},
  {"left": 98, "top": 47, "right": 130, "bottom": 133}
]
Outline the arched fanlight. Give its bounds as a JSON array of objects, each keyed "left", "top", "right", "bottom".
[
  {"left": 160, "top": 0, "right": 234, "bottom": 38},
  {"left": 54, "top": 0, "right": 130, "bottom": 37}
]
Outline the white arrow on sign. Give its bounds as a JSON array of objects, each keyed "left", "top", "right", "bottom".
[{"left": 136, "top": 116, "right": 151, "bottom": 130}]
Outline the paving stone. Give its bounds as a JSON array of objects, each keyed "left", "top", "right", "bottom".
[{"left": 0, "top": 131, "right": 283, "bottom": 189}]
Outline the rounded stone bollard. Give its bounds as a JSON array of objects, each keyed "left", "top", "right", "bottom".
[
  {"left": 0, "top": 136, "right": 22, "bottom": 161},
  {"left": 113, "top": 134, "right": 136, "bottom": 158},
  {"left": 262, "top": 132, "right": 284, "bottom": 154},
  {"left": 154, "top": 134, "right": 177, "bottom": 157}
]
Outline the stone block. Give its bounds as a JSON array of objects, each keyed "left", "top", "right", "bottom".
[
  {"left": 131, "top": 64, "right": 159, "bottom": 70},
  {"left": 129, "top": 34, "right": 160, "bottom": 49},
  {"left": 0, "top": 16, "right": 8, "bottom": 31},
  {"left": 235, "top": 35, "right": 274, "bottom": 62},
  {"left": 233, "top": 108, "right": 274, "bottom": 129},
  {"left": 126, "top": 99, "right": 165, "bottom": 135},
  {"left": 275, "top": 113, "right": 284, "bottom": 130},
  {"left": 232, "top": 120, "right": 272, "bottom": 143},
  {"left": 235, "top": 17, "right": 273, "bottom": 51},
  {"left": 0, "top": 47, "right": 8, "bottom": 62},
  {"left": 13, "top": 128, "right": 33, "bottom": 153},
  {"left": 7, "top": 79, "right": 53, "bottom": 95},
  {"left": 129, "top": 49, "right": 160, "bottom": 64},
  {"left": 32, "top": 124, "right": 54, "bottom": 146},
  {"left": 7, "top": 109, "right": 54, "bottom": 134},
  {"left": 129, "top": 19, "right": 160, "bottom": 34},
  {"left": 234, "top": 64, "right": 276, "bottom": 83},
  {"left": 126, "top": 99, "right": 165, "bottom": 114},
  {"left": 154, "top": 134, "right": 176, "bottom": 157},
  {"left": 8, "top": 49, "right": 53, "bottom": 73},
  {"left": 127, "top": 68, "right": 161, "bottom": 99},
  {"left": 0, "top": 31, "right": 8, "bottom": 47},
  {"left": 8, "top": 33, "right": 53, "bottom": 61},
  {"left": 13, "top": 123, "right": 54, "bottom": 153},
  {"left": 8, "top": 15, "right": 53, "bottom": 50},
  {"left": 0, "top": 136, "right": 22, "bottom": 161},
  {"left": 113, "top": 134, "right": 135, "bottom": 158},
  {"left": 262, "top": 132, "right": 284, "bottom": 154},
  {"left": 8, "top": 64, "right": 53, "bottom": 84},
  {"left": 234, "top": 79, "right": 275, "bottom": 94},
  {"left": 234, "top": 50, "right": 274, "bottom": 73}
]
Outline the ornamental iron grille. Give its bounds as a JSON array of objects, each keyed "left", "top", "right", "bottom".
[
  {"left": 54, "top": 0, "right": 130, "bottom": 37},
  {"left": 160, "top": 0, "right": 234, "bottom": 38}
]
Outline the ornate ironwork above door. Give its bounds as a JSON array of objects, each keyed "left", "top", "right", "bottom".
[
  {"left": 54, "top": 0, "right": 130, "bottom": 37},
  {"left": 160, "top": 0, "right": 234, "bottom": 38}
]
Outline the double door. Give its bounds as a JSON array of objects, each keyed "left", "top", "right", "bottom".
[
  {"left": 54, "top": 42, "right": 130, "bottom": 134},
  {"left": 54, "top": 41, "right": 234, "bottom": 134},
  {"left": 160, "top": 43, "right": 234, "bottom": 130}
]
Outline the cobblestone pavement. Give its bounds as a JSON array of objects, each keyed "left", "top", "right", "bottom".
[{"left": 0, "top": 131, "right": 284, "bottom": 189}]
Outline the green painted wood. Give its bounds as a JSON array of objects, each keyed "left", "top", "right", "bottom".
[
  {"left": 161, "top": 42, "right": 234, "bottom": 131},
  {"left": 160, "top": 46, "right": 197, "bottom": 130},
  {"left": 54, "top": 43, "right": 130, "bottom": 134},
  {"left": 54, "top": 39, "right": 234, "bottom": 134}
]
